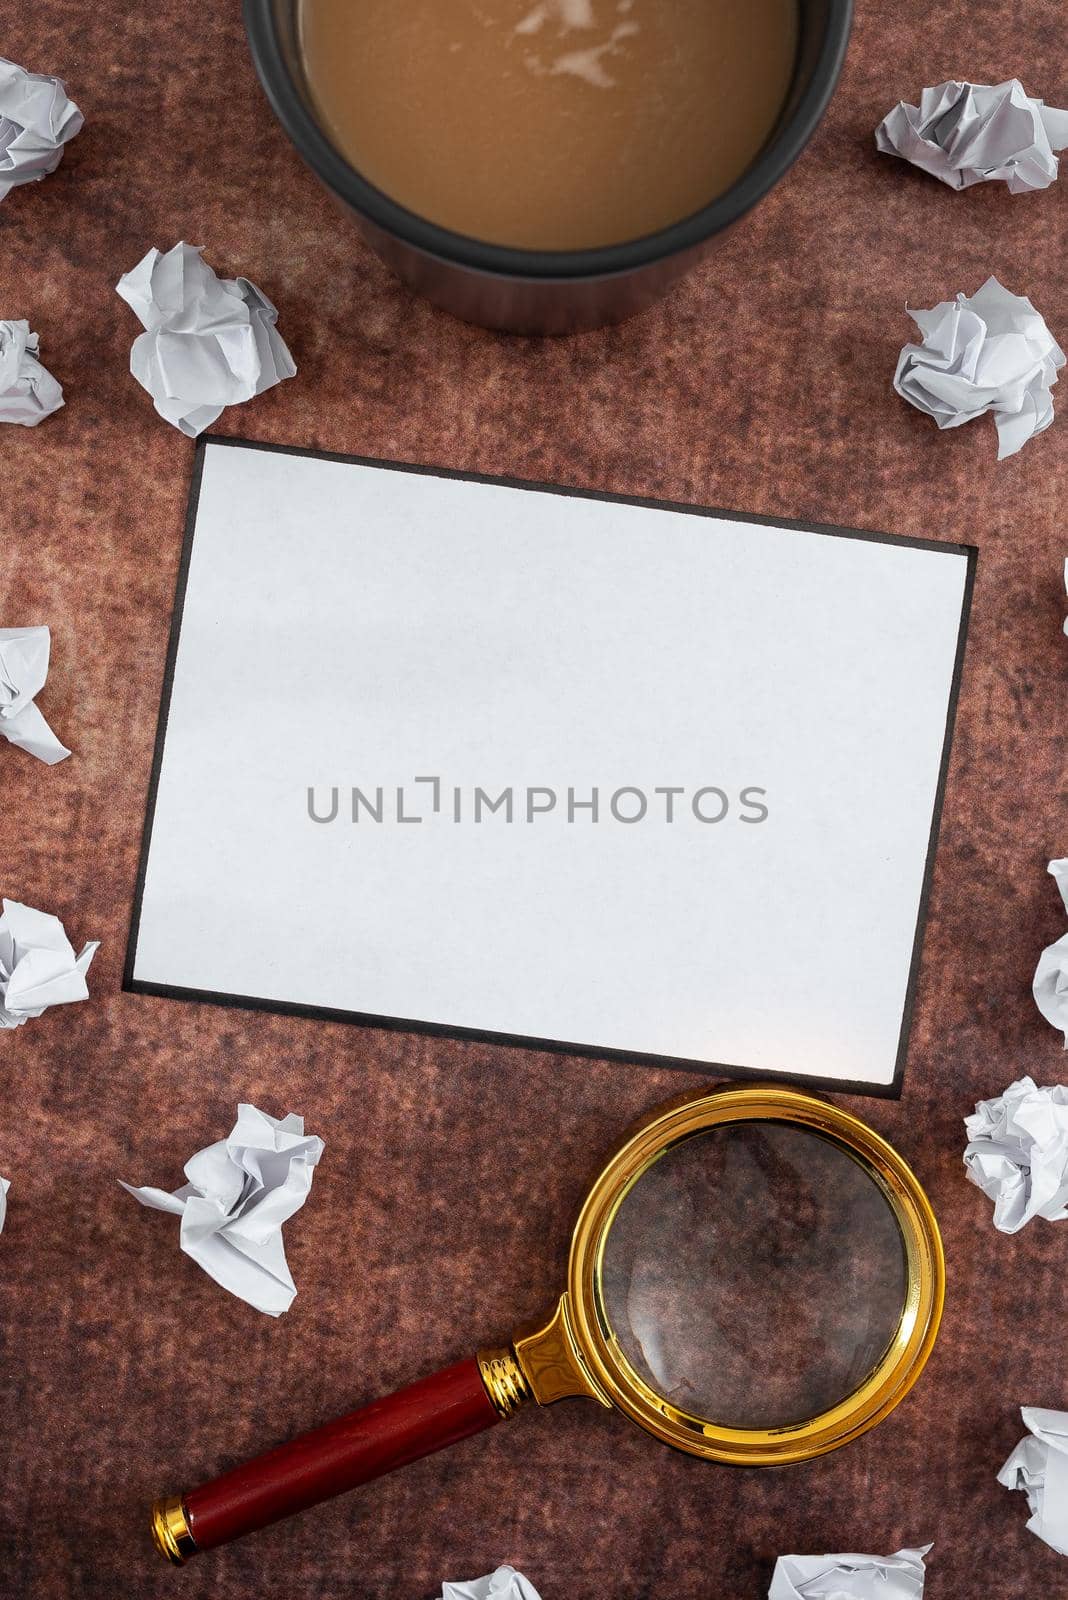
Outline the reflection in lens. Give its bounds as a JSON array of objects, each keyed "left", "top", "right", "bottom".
[{"left": 598, "top": 1122, "right": 908, "bottom": 1429}]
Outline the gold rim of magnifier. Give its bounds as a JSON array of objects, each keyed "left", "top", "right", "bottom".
[{"left": 554, "top": 1083, "right": 944, "bottom": 1465}]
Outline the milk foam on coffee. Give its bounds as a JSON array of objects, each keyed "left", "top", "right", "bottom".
[{"left": 298, "top": 0, "right": 799, "bottom": 251}]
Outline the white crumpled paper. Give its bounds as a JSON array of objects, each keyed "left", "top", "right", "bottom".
[
  {"left": 1034, "top": 860, "right": 1068, "bottom": 1045},
  {"left": 0, "top": 898, "right": 98, "bottom": 1028},
  {"left": 0, "top": 626, "right": 69, "bottom": 764},
  {"left": 999, "top": 1408, "right": 1068, "bottom": 1556},
  {"left": 115, "top": 242, "right": 296, "bottom": 437},
  {"left": 0, "top": 321, "right": 63, "bottom": 426},
  {"left": 964, "top": 1074, "right": 1068, "bottom": 1232},
  {"left": 0, "top": 1176, "right": 9, "bottom": 1234},
  {"left": 442, "top": 1568, "right": 543, "bottom": 1600},
  {"left": 0, "top": 56, "right": 83, "bottom": 202},
  {"left": 769, "top": 1547, "right": 931, "bottom": 1599},
  {"left": 876, "top": 79, "right": 1068, "bottom": 193},
  {"left": 894, "top": 276, "right": 1064, "bottom": 459},
  {"left": 120, "top": 1104, "right": 324, "bottom": 1316}
]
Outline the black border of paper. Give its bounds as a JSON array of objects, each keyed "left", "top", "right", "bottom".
[{"left": 124, "top": 435, "right": 976, "bottom": 1099}]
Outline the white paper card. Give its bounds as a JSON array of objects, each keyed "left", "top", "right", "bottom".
[{"left": 127, "top": 440, "right": 972, "bottom": 1090}]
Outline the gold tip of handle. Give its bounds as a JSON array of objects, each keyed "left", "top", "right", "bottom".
[{"left": 151, "top": 1495, "right": 197, "bottom": 1564}]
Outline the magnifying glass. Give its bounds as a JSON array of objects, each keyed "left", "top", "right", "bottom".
[{"left": 151, "top": 1084, "right": 943, "bottom": 1562}]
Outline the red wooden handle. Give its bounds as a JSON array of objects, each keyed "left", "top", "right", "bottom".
[{"left": 183, "top": 1357, "right": 498, "bottom": 1551}]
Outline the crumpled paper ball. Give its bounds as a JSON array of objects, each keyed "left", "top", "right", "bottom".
[
  {"left": 876, "top": 79, "right": 1068, "bottom": 193},
  {"left": 120, "top": 1104, "right": 324, "bottom": 1316},
  {"left": 964, "top": 1075, "right": 1068, "bottom": 1232},
  {"left": 442, "top": 1568, "right": 543, "bottom": 1600},
  {"left": 0, "top": 56, "right": 83, "bottom": 201},
  {"left": 0, "top": 898, "right": 99, "bottom": 1028},
  {"left": 115, "top": 241, "right": 297, "bottom": 438},
  {"left": 0, "top": 625, "right": 70, "bottom": 763},
  {"left": 0, "top": 320, "right": 63, "bottom": 426},
  {"left": 1034, "top": 859, "right": 1068, "bottom": 1045},
  {"left": 768, "top": 1546, "right": 931, "bottom": 1599},
  {"left": 999, "top": 1408, "right": 1068, "bottom": 1556},
  {"left": 0, "top": 1176, "right": 9, "bottom": 1234},
  {"left": 894, "top": 276, "right": 1064, "bottom": 459}
]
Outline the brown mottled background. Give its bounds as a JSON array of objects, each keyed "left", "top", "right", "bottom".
[{"left": 1, "top": 2, "right": 1066, "bottom": 1597}]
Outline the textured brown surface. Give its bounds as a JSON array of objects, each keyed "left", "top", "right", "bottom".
[{"left": 1, "top": 4, "right": 1066, "bottom": 1598}]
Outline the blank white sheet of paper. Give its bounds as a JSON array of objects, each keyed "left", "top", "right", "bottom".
[{"left": 126, "top": 438, "right": 974, "bottom": 1093}]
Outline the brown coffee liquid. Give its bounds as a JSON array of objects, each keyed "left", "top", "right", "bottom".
[{"left": 298, "top": 0, "right": 799, "bottom": 251}]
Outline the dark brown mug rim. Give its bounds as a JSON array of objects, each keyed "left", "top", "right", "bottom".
[{"left": 244, "top": 0, "right": 853, "bottom": 281}]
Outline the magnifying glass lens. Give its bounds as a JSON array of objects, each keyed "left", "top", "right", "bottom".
[{"left": 599, "top": 1122, "right": 908, "bottom": 1429}]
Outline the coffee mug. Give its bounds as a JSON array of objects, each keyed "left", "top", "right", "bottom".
[{"left": 244, "top": 0, "right": 853, "bottom": 335}]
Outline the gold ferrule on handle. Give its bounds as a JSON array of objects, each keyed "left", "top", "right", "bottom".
[
  {"left": 151, "top": 1495, "right": 197, "bottom": 1564},
  {"left": 476, "top": 1347, "right": 534, "bottom": 1418}
]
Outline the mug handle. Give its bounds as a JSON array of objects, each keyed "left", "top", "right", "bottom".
[{"left": 152, "top": 1355, "right": 502, "bottom": 1560}]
